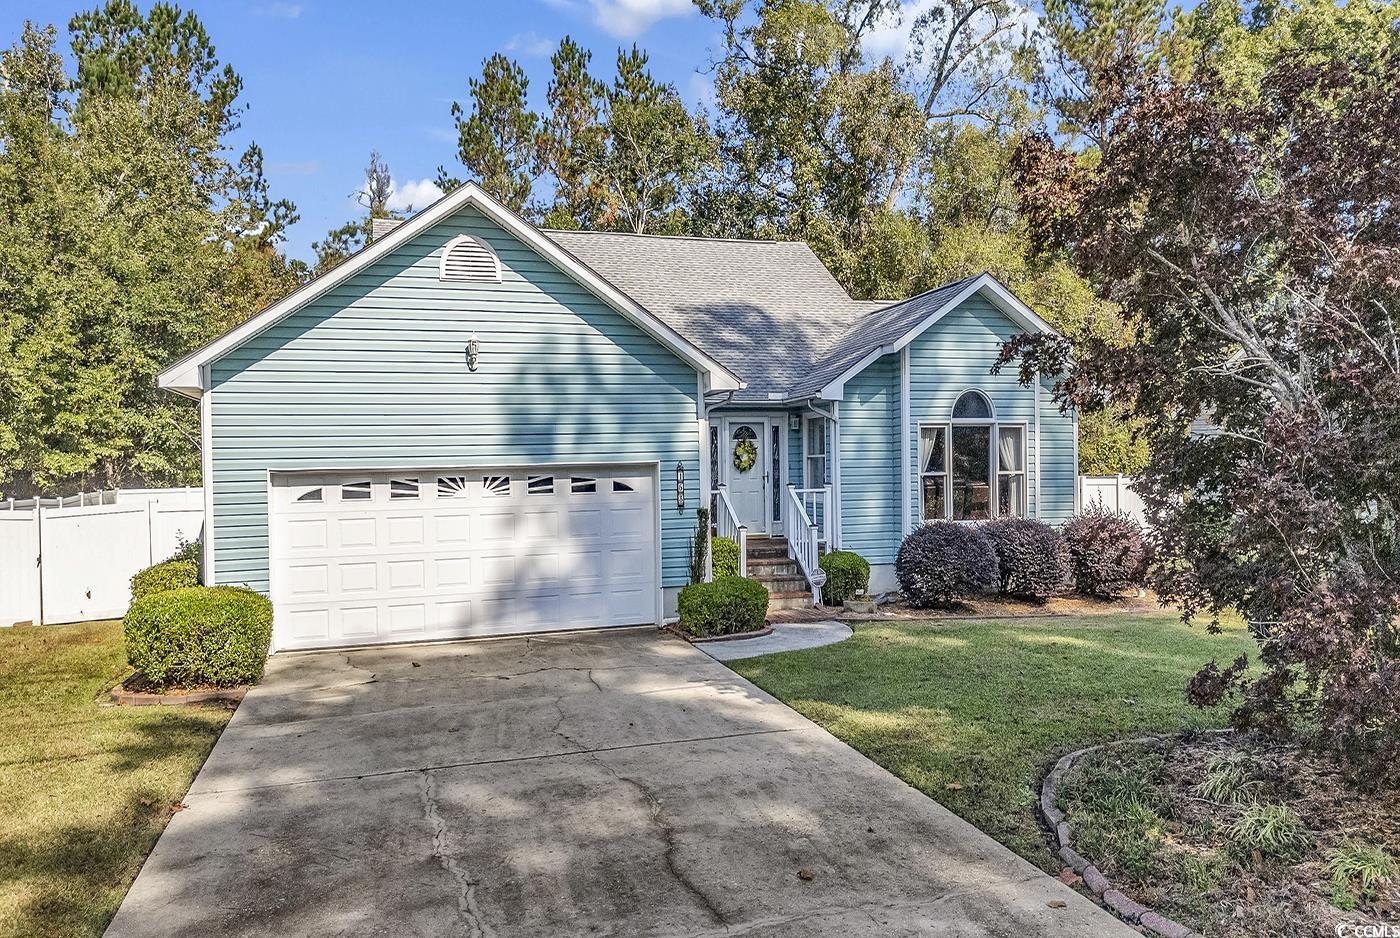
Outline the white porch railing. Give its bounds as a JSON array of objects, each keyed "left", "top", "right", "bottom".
[
  {"left": 783, "top": 485, "right": 827, "bottom": 605},
  {"left": 790, "top": 486, "right": 833, "bottom": 547},
  {"left": 711, "top": 484, "right": 747, "bottom": 579}
]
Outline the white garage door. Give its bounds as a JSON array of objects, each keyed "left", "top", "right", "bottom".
[{"left": 269, "top": 467, "right": 658, "bottom": 651}]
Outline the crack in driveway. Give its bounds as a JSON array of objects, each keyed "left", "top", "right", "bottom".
[
  {"left": 587, "top": 755, "right": 731, "bottom": 930},
  {"left": 420, "top": 769, "right": 492, "bottom": 938}
]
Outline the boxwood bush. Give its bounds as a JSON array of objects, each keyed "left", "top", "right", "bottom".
[
  {"left": 983, "top": 517, "right": 1068, "bottom": 601},
  {"left": 130, "top": 558, "right": 199, "bottom": 602},
  {"left": 895, "top": 522, "right": 999, "bottom": 607},
  {"left": 124, "top": 586, "right": 273, "bottom": 689},
  {"left": 676, "top": 576, "right": 768, "bottom": 638},
  {"left": 819, "top": 550, "right": 870, "bottom": 606},
  {"left": 1062, "top": 505, "right": 1147, "bottom": 598},
  {"left": 711, "top": 536, "right": 740, "bottom": 578}
]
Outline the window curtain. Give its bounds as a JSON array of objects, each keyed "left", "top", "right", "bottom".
[{"left": 998, "top": 427, "right": 1023, "bottom": 471}]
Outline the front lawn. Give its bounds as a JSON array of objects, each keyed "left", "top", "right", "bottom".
[
  {"left": 730, "top": 611, "right": 1256, "bottom": 867},
  {"left": 0, "top": 621, "right": 231, "bottom": 938}
]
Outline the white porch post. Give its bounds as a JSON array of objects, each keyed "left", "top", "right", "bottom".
[{"left": 900, "top": 346, "right": 911, "bottom": 537}]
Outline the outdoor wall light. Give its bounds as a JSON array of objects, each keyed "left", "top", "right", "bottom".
[
  {"left": 675, "top": 461, "right": 686, "bottom": 510},
  {"left": 466, "top": 333, "right": 480, "bottom": 372},
  {"left": 789, "top": 414, "right": 802, "bottom": 431}
]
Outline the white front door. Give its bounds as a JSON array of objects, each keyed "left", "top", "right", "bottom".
[
  {"left": 269, "top": 467, "right": 659, "bottom": 651},
  {"left": 725, "top": 419, "right": 769, "bottom": 534}
]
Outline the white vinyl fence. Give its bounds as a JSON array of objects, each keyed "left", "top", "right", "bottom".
[
  {"left": 0, "top": 488, "right": 203, "bottom": 626},
  {"left": 1078, "top": 474, "right": 1146, "bottom": 526}
]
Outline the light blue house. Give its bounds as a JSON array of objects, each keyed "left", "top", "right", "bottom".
[{"left": 159, "top": 184, "right": 1076, "bottom": 652}]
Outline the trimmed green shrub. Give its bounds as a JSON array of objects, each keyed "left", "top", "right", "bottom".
[
  {"left": 983, "top": 517, "right": 1067, "bottom": 601},
  {"left": 1062, "top": 505, "right": 1146, "bottom": 598},
  {"left": 711, "top": 536, "right": 740, "bottom": 578},
  {"left": 124, "top": 586, "right": 273, "bottom": 689},
  {"left": 677, "top": 576, "right": 768, "bottom": 638},
  {"left": 895, "top": 522, "right": 998, "bottom": 606},
  {"left": 130, "top": 559, "right": 199, "bottom": 602},
  {"left": 819, "top": 550, "right": 870, "bottom": 605}
]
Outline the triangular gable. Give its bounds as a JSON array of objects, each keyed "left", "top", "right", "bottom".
[
  {"left": 157, "top": 183, "right": 744, "bottom": 398},
  {"left": 805, "top": 273, "right": 1059, "bottom": 401}
]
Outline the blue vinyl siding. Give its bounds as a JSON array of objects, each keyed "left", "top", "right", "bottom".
[
  {"left": 838, "top": 294, "right": 1078, "bottom": 563},
  {"left": 838, "top": 354, "right": 900, "bottom": 564},
  {"left": 208, "top": 204, "right": 700, "bottom": 594},
  {"left": 903, "top": 295, "right": 1077, "bottom": 528},
  {"left": 1037, "top": 377, "right": 1077, "bottom": 523}
]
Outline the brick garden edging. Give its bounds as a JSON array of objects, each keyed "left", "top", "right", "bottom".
[
  {"left": 108, "top": 679, "right": 247, "bottom": 707},
  {"left": 1039, "top": 734, "right": 1220, "bottom": 938}
]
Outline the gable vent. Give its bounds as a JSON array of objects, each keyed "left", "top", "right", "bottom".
[{"left": 439, "top": 235, "right": 502, "bottom": 283}]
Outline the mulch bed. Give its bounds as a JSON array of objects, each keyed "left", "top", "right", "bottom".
[
  {"left": 1060, "top": 733, "right": 1399, "bottom": 937},
  {"left": 831, "top": 591, "right": 1163, "bottom": 621},
  {"left": 662, "top": 623, "right": 774, "bottom": 644}
]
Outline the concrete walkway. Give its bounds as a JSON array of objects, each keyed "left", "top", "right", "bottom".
[
  {"left": 106, "top": 628, "right": 1135, "bottom": 937},
  {"left": 703, "top": 620, "right": 854, "bottom": 661}
]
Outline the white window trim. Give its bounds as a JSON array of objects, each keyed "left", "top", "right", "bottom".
[
  {"left": 917, "top": 423, "right": 951, "bottom": 522},
  {"left": 916, "top": 419, "right": 1029, "bottom": 522},
  {"left": 803, "top": 415, "right": 827, "bottom": 489}
]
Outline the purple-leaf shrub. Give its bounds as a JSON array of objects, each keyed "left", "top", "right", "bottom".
[{"left": 895, "top": 522, "right": 999, "bottom": 607}]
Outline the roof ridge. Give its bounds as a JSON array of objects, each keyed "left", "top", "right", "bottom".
[{"left": 543, "top": 228, "right": 798, "bottom": 246}]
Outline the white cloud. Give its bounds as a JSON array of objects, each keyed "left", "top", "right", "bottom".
[
  {"left": 860, "top": 0, "right": 930, "bottom": 62},
  {"left": 506, "top": 31, "right": 556, "bottom": 58},
  {"left": 386, "top": 178, "right": 443, "bottom": 213},
  {"left": 590, "top": 0, "right": 693, "bottom": 38},
  {"left": 686, "top": 71, "right": 717, "bottom": 111},
  {"left": 250, "top": 2, "right": 303, "bottom": 18},
  {"left": 535, "top": 0, "right": 692, "bottom": 38}
]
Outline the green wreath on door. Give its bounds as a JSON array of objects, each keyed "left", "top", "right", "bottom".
[{"left": 732, "top": 438, "right": 758, "bottom": 472}]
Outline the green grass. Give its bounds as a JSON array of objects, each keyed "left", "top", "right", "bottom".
[
  {"left": 730, "top": 612, "right": 1256, "bottom": 866},
  {"left": 0, "top": 621, "right": 231, "bottom": 938}
]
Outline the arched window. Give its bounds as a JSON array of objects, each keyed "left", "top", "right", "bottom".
[
  {"left": 952, "top": 389, "right": 994, "bottom": 420},
  {"left": 918, "top": 389, "right": 1026, "bottom": 522},
  {"left": 439, "top": 235, "right": 502, "bottom": 282}
]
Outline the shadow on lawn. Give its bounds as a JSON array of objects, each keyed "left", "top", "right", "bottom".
[{"left": 3, "top": 710, "right": 226, "bottom": 935}]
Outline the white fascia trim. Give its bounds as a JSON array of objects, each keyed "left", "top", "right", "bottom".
[
  {"left": 158, "top": 183, "right": 742, "bottom": 397},
  {"left": 889, "top": 274, "right": 1057, "bottom": 353},
  {"left": 812, "top": 274, "right": 1059, "bottom": 402}
]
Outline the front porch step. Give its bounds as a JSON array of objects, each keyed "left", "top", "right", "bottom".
[
  {"left": 766, "top": 591, "right": 818, "bottom": 611},
  {"left": 746, "top": 538, "right": 790, "bottom": 560},
  {"left": 747, "top": 557, "right": 800, "bottom": 578},
  {"left": 741, "top": 536, "right": 818, "bottom": 610}
]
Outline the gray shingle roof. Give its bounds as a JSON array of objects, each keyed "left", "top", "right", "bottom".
[
  {"left": 786, "top": 275, "right": 981, "bottom": 397},
  {"left": 545, "top": 230, "right": 880, "bottom": 399},
  {"left": 545, "top": 230, "right": 1000, "bottom": 401}
]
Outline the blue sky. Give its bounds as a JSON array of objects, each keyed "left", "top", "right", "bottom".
[{"left": 6, "top": 0, "right": 750, "bottom": 262}]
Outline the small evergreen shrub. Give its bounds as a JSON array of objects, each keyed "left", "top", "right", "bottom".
[
  {"left": 130, "top": 558, "right": 199, "bottom": 602},
  {"left": 1061, "top": 505, "right": 1146, "bottom": 598},
  {"left": 983, "top": 517, "right": 1067, "bottom": 601},
  {"left": 689, "top": 508, "right": 710, "bottom": 584},
  {"left": 711, "top": 536, "right": 740, "bottom": 578},
  {"left": 676, "top": 576, "right": 768, "bottom": 637},
  {"left": 895, "top": 522, "right": 999, "bottom": 607},
  {"left": 124, "top": 586, "right": 273, "bottom": 689},
  {"left": 819, "top": 550, "right": 870, "bottom": 605}
]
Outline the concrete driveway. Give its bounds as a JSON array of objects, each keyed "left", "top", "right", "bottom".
[{"left": 106, "top": 628, "right": 1134, "bottom": 937}]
